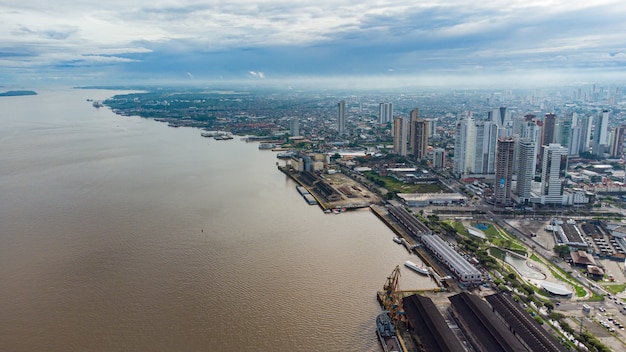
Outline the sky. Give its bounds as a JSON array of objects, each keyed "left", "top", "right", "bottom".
[{"left": 1, "top": 0, "right": 626, "bottom": 88}]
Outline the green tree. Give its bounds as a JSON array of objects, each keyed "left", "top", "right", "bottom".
[{"left": 554, "top": 244, "right": 571, "bottom": 258}]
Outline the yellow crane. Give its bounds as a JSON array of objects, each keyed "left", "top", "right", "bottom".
[{"left": 380, "top": 265, "right": 406, "bottom": 323}]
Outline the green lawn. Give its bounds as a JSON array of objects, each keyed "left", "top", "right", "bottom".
[
  {"left": 363, "top": 171, "right": 447, "bottom": 194},
  {"left": 530, "top": 253, "right": 542, "bottom": 262},
  {"left": 482, "top": 223, "right": 527, "bottom": 255},
  {"left": 602, "top": 283, "right": 626, "bottom": 295}
]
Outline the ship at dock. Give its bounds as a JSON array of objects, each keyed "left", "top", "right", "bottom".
[
  {"left": 404, "top": 260, "right": 429, "bottom": 275},
  {"left": 258, "top": 143, "right": 276, "bottom": 150},
  {"left": 376, "top": 311, "right": 401, "bottom": 352}
]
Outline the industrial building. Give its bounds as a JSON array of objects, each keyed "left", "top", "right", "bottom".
[
  {"left": 397, "top": 193, "right": 466, "bottom": 207},
  {"left": 449, "top": 292, "right": 526, "bottom": 352},
  {"left": 388, "top": 206, "right": 432, "bottom": 237},
  {"left": 420, "top": 235, "right": 482, "bottom": 285},
  {"left": 485, "top": 293, "right": 566, "bottom": 352},
  {"left": 402, "top": 295, "right": 464, "bottom": 352}
]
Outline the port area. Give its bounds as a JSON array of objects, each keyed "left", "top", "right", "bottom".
[
  {"left": 278, "top": 166, "right": 381, "bottom": 211},
  {"left": 371, "top": 204, "right": 458, "bottom": 291}
]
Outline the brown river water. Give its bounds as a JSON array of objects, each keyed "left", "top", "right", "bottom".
[{"left": 0, "top": 89, "right": 434, "bottom": 352}]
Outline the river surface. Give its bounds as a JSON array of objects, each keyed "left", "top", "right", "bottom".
[{"left": 0, "top": 89, "right": 435, "bottom": 352}]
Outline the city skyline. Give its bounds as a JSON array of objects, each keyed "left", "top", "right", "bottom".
[{"left": 1, "top": 1, "right": 626, "bottom": 87}]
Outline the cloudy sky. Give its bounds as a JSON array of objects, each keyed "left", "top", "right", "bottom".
[{"left": 1, "top": 0, "right": 626, "bottom": 87}]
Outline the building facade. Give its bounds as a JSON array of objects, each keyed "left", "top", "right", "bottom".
[
  {"left": 541, "top": 143, "right": 568, "bottom": 204},
  {"left": 379, "top": 102, "right": 393, "bottom": 124},
  {"left": 409, "top": 109, "right": 429, "bottom": 161},
  {"left": 495, "top": 138, "right": 515, "bottom": 205},
  {"left": 393, "top": 116, "right": 409, "bottom": 156},
  {"left": 337, "top": 100, "right": 346, "bottom": 134},
  {"left": 516, "top": 138, "right": 535, "bottom": 204}
]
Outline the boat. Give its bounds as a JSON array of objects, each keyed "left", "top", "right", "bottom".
[
  {"left": 393, "top": 237, "right": 402, "bottom": 244},
  {"left": 92, "top": 101, "right": 104, "bottom": 108},
  {"left": 303, "top": 194, "right": 318, "bottom": 205},
  {"left": 331, "top": 207, "right": 346, "bottom": 214},
  {"left": 376, "top": 311, "right": 401, "bottom": 352},
  {"left": 258, "top": 143, "right": 275, "bottom": 150},
  {"left": 404, "top": 260, "right": 429, "bottom": 275},
  {"left": 296, "top": 186, "right": 309, "bottom": 196},
  {"left": 277, "top": 151, "right": 295, "bottom": 159}
]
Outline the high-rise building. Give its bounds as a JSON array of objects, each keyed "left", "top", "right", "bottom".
[
  {"left": 337, "top": 100, "right": 346, "bottom": 134},
  {"left": 516, "top": 138, "right": 536, "bottom": 204},
  {"left": 452, "top": 113, "right": 497, "bottom": 178},
  {"left": 555, "top": 115, "right": 572, "bottom": 149},
  {"left": 393, "top": 116, "right": 409, "bottom": 156},
  {"left": 611, "top": 125, "right": 626, "bottom": 158},
  {"left": 409, "top": 109, "right": 429, "bottom": 161},
  {"left": 473, "top": 120, "right": 498, "bottom": 175},
  {"left": 488, "top": 107, "right": 512, "bottom": 137},
  {"left": 593, "top": 110, "right": 610, "bottom": 156},
  {"left": 453, "top": 113, "right": 474, "bottom": 177},
  {"left": 425, "top": 118, "right": 438, "bottom": 138},
  {"left": 290, "top": 117, "right": 299, "bottom": 136},
  {"left": 579, "top": 113, "right": 593, "bottom": 154},
  {"left": 433, "top": 148, "right": 445, "bottom": 169},
  {"left": 542, "top": 113, "right": 557, "bottom": 145},
  {"left": 379, "top": 102, "right": 393, "bottom": 124},
  {"left": 541, "top": 144, "right": 568, "bottom": 204},
  {"left": 520, "top": 116, "right": 541, "bottom": 169},
  {"left": 495, "top": 138, "right": 515, "bottom": 205}
]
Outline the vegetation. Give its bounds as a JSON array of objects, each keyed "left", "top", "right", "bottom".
[
  {"left": 362, "top": 171, "right": 448, "bottom": 194},
  {"left": 601, "top": 283, "right": 626, "bottom": 295},
  {"left": 553, "top": 244, "right": 571, "bottom": 258}
]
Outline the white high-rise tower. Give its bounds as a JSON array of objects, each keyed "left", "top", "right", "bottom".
[{"left": 541, "top": 144, "right": 568, "bottom": 204}]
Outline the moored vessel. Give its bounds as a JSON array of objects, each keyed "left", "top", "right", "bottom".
[
  {"left": 376, "top": 311, "right": 401, "bottom": 352},
  {"left": 404, "top": 260, "right": 429, "bottom": 275}
]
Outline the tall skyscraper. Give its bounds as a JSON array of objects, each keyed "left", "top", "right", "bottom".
[
  {"left": 495, "top": 138, "right": 515, "bottom": 205},
  {"left": 290, "top": 117, "right": 299, "bottom": 136},
  {"left": 379, "top": 103, "right": 393, "bottom": 124},
  {"left": 611, "top": 125, "right": 626, "bottom": 158},
  {"left": 473, "top": 120, "right": 498, "bottom": 175},
  {"left": 541, "top": 144, "right": 568, "bottom": 204},
  {"left": 453, "top": 113, "right": 497, "bottom": 178},
  {"left": 593, "top": 110, "right": 610, "bottom": 156},
  {"left": 337, "top": 100, "right": 346, "bottom": 134},
  {"left": 488, "top": 107, "right": 512, "bottom": 137},
  {"left": 542, "top": 113, "right": 557, "bottom": 145},
  {"left": 555, "top": 115, "right": 572, "bottom": 149},
  {"left": 516, "top": 138, "right": 536, "bottom": 204},
  {"left": 453, "top": 113, "right": 474, "bottom": 177},
  {"left": 579, "top": 113, "right": 593, "bottom": 154},
  {"left": 409, "top": 108, "right": 429, "bottom": 161},
  {"left": 393, "top": 116, "right": 409, "bottom": 156},
  {"left": 433, "top": 148, "right": 445, "bottom": 169},
  {"left": 425, "top": 118, "right": 437, "bottom": 138}
]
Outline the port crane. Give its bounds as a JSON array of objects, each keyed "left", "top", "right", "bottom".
[{"left": 380, "top": 265, "right": 406, "bottom": 324}]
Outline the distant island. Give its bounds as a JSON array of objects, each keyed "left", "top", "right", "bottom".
[{"left": 0, "top": 90, "right": 37, "bottom": 97}]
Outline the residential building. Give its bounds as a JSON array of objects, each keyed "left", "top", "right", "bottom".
[
  {"left": 541, "top": 143, "right": 568, "bottom": 204},
  {"left": 495, "top": 138, "right": 515, "bottom": 205}
]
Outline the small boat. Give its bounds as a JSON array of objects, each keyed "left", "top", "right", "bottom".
[
  {"left": 332, "top": 207, "right": 346, "bottom": 214},
  {"left": 393, "top": 237, "right": 402, "bottom": 244},
  {"left": 404, "top": 260, "right": 429, "bottom": 275}
]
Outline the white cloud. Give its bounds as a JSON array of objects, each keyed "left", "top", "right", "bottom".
[
  {"left": 248, "top": 71, "right": 265, "bottom": 78},
  {"left": 1, "top": 0, "right": 626, "bottom": 84}
]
